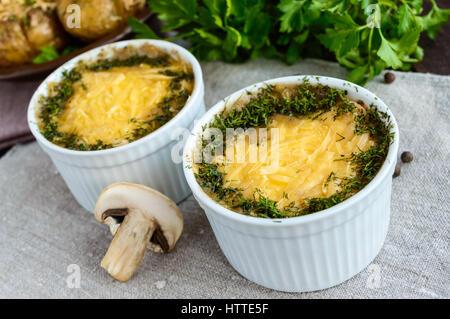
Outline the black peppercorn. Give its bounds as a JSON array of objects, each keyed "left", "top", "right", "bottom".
[
  {"left": 384, "top": 72, "right": 395, "bottom": 83},
  {"left": 393, "top": 164, "right": 401, "bottom": 178},
  {"left": 401, "top": 151, "right": 413, "bottom": 163}
]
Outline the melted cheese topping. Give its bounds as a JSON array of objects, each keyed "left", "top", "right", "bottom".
[
  {"left": 217, "top": 108, "right": 375, "bottom": 209},
  {"left": 55, "top": 65, "right": 189, "bottom": 146}
]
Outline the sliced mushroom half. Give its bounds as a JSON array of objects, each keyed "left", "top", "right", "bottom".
[{"left": 94, "top": 183, "right": 183, "bottom": 282}]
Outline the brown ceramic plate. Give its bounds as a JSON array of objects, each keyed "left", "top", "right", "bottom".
[{"left": 0, "top": 8, "right": 152, "bottom": 81}]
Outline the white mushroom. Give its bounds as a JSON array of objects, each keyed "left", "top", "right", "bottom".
[{"left": 94, "top": 182, "right": 183, "bottom": 282}]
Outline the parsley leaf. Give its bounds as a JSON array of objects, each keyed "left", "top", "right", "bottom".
[
  {"left": 133, "top": 0, "right": 450, "bottom": 85},
  {"left": 377, "top": 36, "right": 403, "bottom": 69},
  {"left": 127, "top": 17, "right": 159, "bottom": 39},
  {"left": 420, "top": 0, "right": 450, "bottom": 40}
]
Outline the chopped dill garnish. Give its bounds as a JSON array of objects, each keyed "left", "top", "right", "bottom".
[
  {"left": 324, "top": 172, "right": 336, "bottom": 188},
  {"left": 87, "top": 55, "right": 171, "bottom": 71},
  {"left": 194, "top": 83, "right": 393, "bottom": 218}
]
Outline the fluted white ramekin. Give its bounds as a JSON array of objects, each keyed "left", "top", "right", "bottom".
[
  {"left": 28, "top": 40, "right": 205, "bottom": 212},
  {"left": 184, "top": 76, "right": 399, "bottom": 292}
]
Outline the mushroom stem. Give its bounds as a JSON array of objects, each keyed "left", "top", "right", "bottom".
[{"left": 101, "top": 212, "right": 156, "bottom": 282}]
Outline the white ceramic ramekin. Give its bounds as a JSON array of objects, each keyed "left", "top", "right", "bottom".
[
  {"left": 184, "top": 76, "right": 399, "bottom": 292},
  {"left": 28, "top": 39, "right": 205, "bottom": 212}
]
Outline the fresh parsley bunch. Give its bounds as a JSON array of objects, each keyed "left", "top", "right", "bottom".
[{"left": 131, "top": 0, "right": 449, "bottom": 85}]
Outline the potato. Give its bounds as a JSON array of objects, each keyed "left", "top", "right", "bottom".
[
  {"left": 57, "top": 0, "right": 146, "bottom": 42},
  {"left": 25, "top": 8, "right": 66, "bottom": 52},
  {"left": 0, "top": 1, "right": 66, "bottom": 67}
]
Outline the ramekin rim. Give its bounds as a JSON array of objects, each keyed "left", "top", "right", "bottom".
[
  {"left": 27, "top": 39, "right": 204, "bottom": 157},
  {"left": 183, "top": 75, "right": 400, "bottom": 226}
]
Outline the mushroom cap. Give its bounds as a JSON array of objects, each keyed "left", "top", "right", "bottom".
[{"left": 94, "top": 182, "right": 183, "bottom": 253}]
